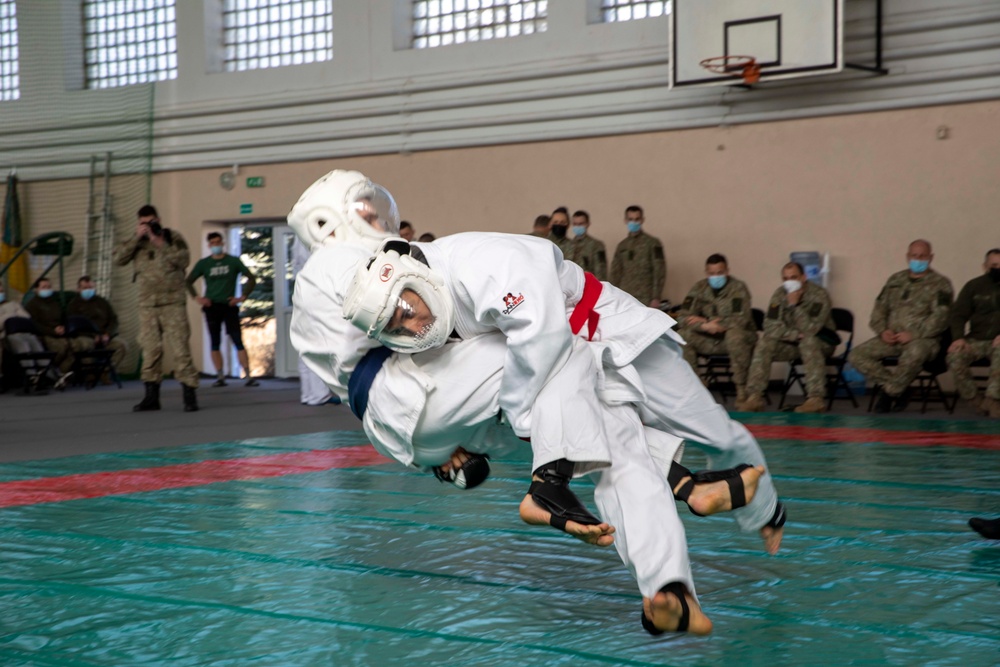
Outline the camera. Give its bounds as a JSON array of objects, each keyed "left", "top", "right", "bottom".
[{"left": 147, "top": 220, "right": 163, "bottom": 237}]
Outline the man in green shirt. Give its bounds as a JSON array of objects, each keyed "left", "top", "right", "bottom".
[
  {"left": 546, "top": 207, "right": 572, "bottom": 255},
  {"left": 67, "top": 275, "right": 127, "bottom": 374},
  {"left": 186, "top": 232, "right": 258, "bottom": 387},
  {"left": 564, "top": 210, "right": 608, "bottom": 281},
  {"left": 610, "top": 205, "right": 666, "bottom": 308},
  {"left": 946, "top": 248, "right": 1000, "bottom": 417}
]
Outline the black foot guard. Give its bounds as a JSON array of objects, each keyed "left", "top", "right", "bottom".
[
  {"left": 767, "top": 501, "right": 787, "bottom": 530},
  {"left": 528, "top": 459, "right": 601, "bottom": 532},
  {"left": 668, "top": 461, "right": 754, "bottom": 517},
  {"left": 640, "top": 582, "right": 691, "bottom": 636}
]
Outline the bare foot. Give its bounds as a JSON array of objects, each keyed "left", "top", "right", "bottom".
[
  {"left": 675, "top": 465, "right": 766, "bottom": 516},
  {"left": 642, "top": 587, "right": 713, "bottom": 635},
  {"left": 519, "top": 493, "right": 615, "bottom": 547},
  {"left": 760, "top": 525, "right": 783, "bottom": 555}
]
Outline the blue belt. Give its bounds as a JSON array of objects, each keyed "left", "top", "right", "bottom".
[{"left": 348, "top": 346, "right": 393, "bottom": 419}]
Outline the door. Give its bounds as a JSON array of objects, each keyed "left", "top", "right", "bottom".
[{"left": 272, "top": 225, "right": 298, "bottom": 378}]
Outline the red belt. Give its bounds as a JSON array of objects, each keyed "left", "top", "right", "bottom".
[{"left": 569, "top": 272, "right": 602, "bottom": 341}]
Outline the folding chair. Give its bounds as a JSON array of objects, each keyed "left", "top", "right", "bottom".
[
  {"left": 67, "top": 316, "right": 123, "bottom": 389},
  {"left": 867, "top": 332, "right": 956, "bottom": 414},
  {"left": 3, "top": 317, "right": 57, "bottom": 395},
  {"left": 779, "top": 307, "right": 858, "bottom": 410},
  {"left": 699, "top": 308, "right": 764, "bottom": 404}
]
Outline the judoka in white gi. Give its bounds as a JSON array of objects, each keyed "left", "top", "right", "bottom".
[
  {"left": 288, "top": 170, "right": 761, "bottom": 634},
  {"left": 343, "top": 233, "right": 787, "bottom": 556}
]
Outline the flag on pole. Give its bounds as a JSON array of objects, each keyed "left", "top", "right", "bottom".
[{"left": 2, "top": 174, "right": 30, "bottom": 296}]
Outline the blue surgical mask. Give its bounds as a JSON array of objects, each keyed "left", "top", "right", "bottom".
[
  {"left": 210, "top": 246, "right": 224, "bottom": 255},
  {"left": 707, "top": 275, "right": 727, "bottom": 290},
  {"left": 0, "top": 292, "right": 5, "bottom": 304},
  {"left": 38, "top": 289, "right": 54, "bottom": 299},
  {"left": 626, "top": 221, "right": 642, "bottom": 234},
  {"left": 81, "top": 288, "right": 96, "bottom": 300},
  {"left": 571, "top": 225, "right": 587, "bottom": 238},
  {"left": 909, "top": 259, "right": 929, "bottom": 274}
]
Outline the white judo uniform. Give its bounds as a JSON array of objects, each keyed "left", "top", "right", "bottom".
[
  {"left": 413, "top": 232, "right": 780, "bottom": 534},
  {"left": 292, "top": 242, "right": 697, "bottom": 598}
]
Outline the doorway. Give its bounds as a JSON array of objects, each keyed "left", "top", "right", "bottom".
[{"left": 198, "top": 218, "right": 298, "bottom": 380}]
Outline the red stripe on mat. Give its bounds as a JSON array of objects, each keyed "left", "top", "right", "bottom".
[
  {"left": 0, "top": 446, "right": 387, "bottom": 509},
  {"left": 746, "top": 424, "right": 1000, "bottom": 450}
]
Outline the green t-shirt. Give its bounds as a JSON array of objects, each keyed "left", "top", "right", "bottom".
[{"left": 187, "top": 254, "right": 255, "bottom": 304}]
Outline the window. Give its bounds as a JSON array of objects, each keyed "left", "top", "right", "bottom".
[
  {"left": 0, "top": 0, "right": 17, "bottom": 101},
  {"left": 601, "top": 0, "right": 670, "bottom": 23},
  {"left": 222, "top": 0, "right": 333, "bottom": 72},
  {"left": 83, "top": 0, "right": 178, "bottom": 89},
  {"left": 412, "top": 0, "right": 548, "bottom": 50}
]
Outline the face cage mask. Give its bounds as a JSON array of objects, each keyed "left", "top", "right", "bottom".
[{"left": 374, "top": 280, "right": 455, "bottom": 354}]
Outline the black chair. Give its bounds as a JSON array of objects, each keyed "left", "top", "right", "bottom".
[
  {"left": 779, "top": 307, "right": 858, "bottom": 410},
  {"left": 699, "top": 308, "right": 764, "bottom": 404},
  {"left": 2, "top": 317, "right": 57, "bottom": 395},
  {"left": 867, "top": 332, "right": 956, "bottom": 414},
  {"left": 67, "top": 316, "right": 122, "bottom": 389}
]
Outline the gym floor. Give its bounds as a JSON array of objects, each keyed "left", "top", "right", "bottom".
[{"left": 1, "top": 381, "right": 998, "bottom": 666}]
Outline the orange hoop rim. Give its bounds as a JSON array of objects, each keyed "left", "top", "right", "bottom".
[{"left": 699, "top": 55, "right": 761, "bottom": 84}]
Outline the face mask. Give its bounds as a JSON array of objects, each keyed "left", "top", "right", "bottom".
[
  {"left": 550, "top": 225, "right": 567, "bottom": 239},
  {"left": 81, "top": 288, "right": 96, "bottom": 300},
  {"left": 210, "top": 245, "right": 224, "bottom": 255},
  {"left": 707, "top": 275, "right": 727, "bottom": 290},
  {"left": 989, "top": 267, "right": 1000, "bottom": 283},
  {"left": 38, "top": 289, "right": 54, "bottom": 299},
  {"left": 908, "top": 259, "right": 929, "bottom": 274},
  {"left": 626, "top": 222, "right": 642, "bottom": 234},
  {"left": 0, "top": 293, "right": 5, "bottom": 304},
  {"left": 571, "top": 225, "right": 587, "bottom": 238},
  {"left": 782, "top": 280, "right": 803, "bottom": 294}
]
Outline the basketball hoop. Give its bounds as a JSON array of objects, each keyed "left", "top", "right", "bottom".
[{"left": 699, "top": 55, "right": 761, "bottom": 84}]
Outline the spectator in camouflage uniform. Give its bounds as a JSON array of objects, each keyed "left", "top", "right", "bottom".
[
  {"left": 946, "top": 248, "right": 1000, "bottom": 418},
  {"left": 677, "top": 253, "right": 758, "bottom": 403},
  {"left": 848, "top": 239, "right": 954, "bottom": 413},
  {"left": 67, "top": 275, "right": 127, "bottom": 373},
  {"left": 24, "top": 277, "right": 79, "bottom": 385},
  {"left": 739, "top": 262, "right": 838, "bottom": 414},
  {"left": 563, "top": 210, "right": 607, "bottom": 280},
  {"left": 529, "top": 214, "right": 550, "bottom": 238},
  {"left": 113, "top": 205, "right": 200, "bottom": 413},
  {"left": 610, "top": 205, "right": 665, "bottom": 308},
  {"left": 546, "top": 207, "right": 572, "bottom": 255}
]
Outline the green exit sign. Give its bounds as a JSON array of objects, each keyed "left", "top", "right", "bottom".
[
  {"left": 239, "top": 203, "right": 253, "bottom": 215},
  {"left": 246, "top": 176, "right": 265, "bottom": 188}
]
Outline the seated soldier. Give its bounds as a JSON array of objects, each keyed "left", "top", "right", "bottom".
[
  {"left": 23, "top": 277, "right": 77, "bottom": 388},
  {"left": 946, "top": 248, "right": 1000, "bottom": 418},
  {"left": 0, "top": 283, "right": 49, "bottom": 391},
  {"left": 677, "top": 253, "right": 757, "bottom": 404},
  {"left": 738, "top": 262, "right": 838, "bottom": 414},
  {"left": 848, "top": 239, "right": 954, "bottom": 413},
  {"left": 67, "top": 275, "right": 128, "bottom": 377}
]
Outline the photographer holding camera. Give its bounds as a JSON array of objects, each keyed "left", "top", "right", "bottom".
[{"left": 113, "top": 204, "right": 200, "bottom": 412}]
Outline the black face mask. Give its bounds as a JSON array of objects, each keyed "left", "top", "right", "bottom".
[
  {"left": 990, "top": 267, "right": 1000, "bottom": 283},
  {"left": 551, "top": 225, "right": 567, "bottom": 239}
]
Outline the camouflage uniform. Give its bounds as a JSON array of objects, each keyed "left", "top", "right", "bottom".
[
  {"left": 564, "top": 234, "right": 608, "bottom": 281},
  {"left": 848, "top": 269, "right": 953, "bottom": 397},
  {"left": 676, "top": 276, "right": 758, "bottom": 391},
  {"left": 67, "top": 293, "right": 128, "bottom": 370},
  {"left": 609, "top": 231, "right": 666, "bottom": 305},
  {"left": 113, "top": 229, "right": 200, "bottom": 387},
  {"left": 946, "top": 273, "right": 1000, "bottom": 401},
  {"left": 745, "top": 282, "right": 837, "bottom": 399},
  {"left": 24, "top": 293, "right": 88, "bottom": 373},
  {"left": 546, "top": 231, "right": 572, "bottom": 256}
]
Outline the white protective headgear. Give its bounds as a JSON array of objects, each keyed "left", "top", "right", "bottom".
[
  {"left": 286, "top": 169, "right": 401, "bottom": 252},
  {"left": 342, "top": 239, "right": 456, "bottom": 353}
]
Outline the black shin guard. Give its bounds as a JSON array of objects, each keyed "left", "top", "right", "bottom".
[{"left": 528, "top": 459, "right": 600, "bottom": 532}]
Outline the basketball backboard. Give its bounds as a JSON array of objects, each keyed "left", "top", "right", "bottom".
[{"left": 671, "top": 0, "right": 844, "bottom": 88}]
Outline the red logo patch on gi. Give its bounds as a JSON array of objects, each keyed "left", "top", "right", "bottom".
[
  {"left": 501, "top": 292, "right": 525, "bottom": 315},
  {"left": 379, "top": 264, "right": 394, "bottom": 282}
]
